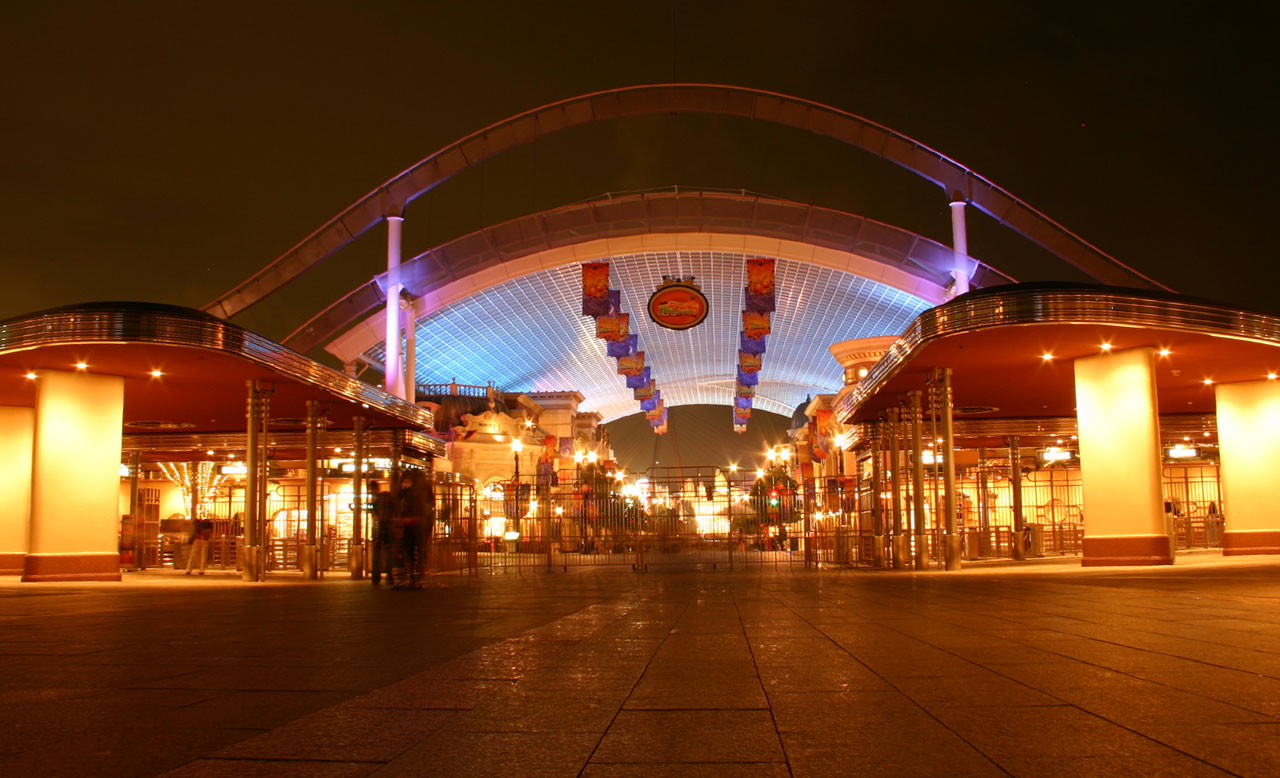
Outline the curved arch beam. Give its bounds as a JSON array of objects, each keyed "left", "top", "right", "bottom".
[
  {"left": 286, "top": 189, "right": 1012, "bottom": 355},
  {"left": 326, "top": 230, "right": 952, "bottom": 365},
  {"left": 205, "top": 84, "right": 1168, "bottom": 320}
]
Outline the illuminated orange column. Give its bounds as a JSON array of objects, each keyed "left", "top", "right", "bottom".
[
  {"left": 1074, "top": 348, "right": 1173, "bottom": 565},
  {"left": 1215, "top": 380, "right": 1280, "bottom": 555},
  {"left": 0, "top": 407, "right": 35, "bottom": 574},
  {"left": 23, "top": 370, "right": 124, "bottom": 582}
]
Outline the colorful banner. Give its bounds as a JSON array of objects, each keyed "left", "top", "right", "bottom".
[
  {"left": 608, "top": 289, "right": 622, "bottom": 314},
  {"left": 633, "top": 380, "right": 656, "bottom": 401},
  {"left": 558, "top": 437, "right": 574, "bottom": 459},
  {"left": 745, "top": 257, "right": 776, "bottom": 313},
  {"left": 815, "top": 408, "right": 833, "bottom": 438},
  {"left": 625, "top": 367, "right": 651, "bottom": 389},
  {"left": 733, "top": 407, "right": 751, "bottom": 424},
  {"left": 640, "top": 390, "right": 662, "bottom": 412},
  {"left": 582, "top": 262, "right": 610, "bottom": 316},
  {"left": 737, "top": 351, "right": 762, "bottom": 373},
  {"left": 740, "top": 333, "right": 767, "bottom": 355},
  {"left": 735, "top": 395, "right": 752, "bottom": 410},
  {"left": 735, "top": 383, "right": 755, "bottom": 399},
  {"left": 645, "top": 400, "right": 665, "bottom": 422},
  {"left": 595, "top": 313, "right": 629, "bottom": 342},
  {"left": 617, "top": 352, "right": 645, "bottom": 377},
  {"left": 607, "top": 333, "right": 638, "bottom": 358},
  {"left": 742, "top": 311, "right": 771, "bottom": 340},
  {"left": 736, "top": 367, "right": 759, "bottom": 386}
]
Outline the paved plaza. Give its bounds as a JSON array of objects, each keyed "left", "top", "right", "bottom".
[{"left": 2, "top": 556, "right": 1280, "bottom": 777}]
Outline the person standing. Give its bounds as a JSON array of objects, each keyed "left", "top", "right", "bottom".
[
  {"left": 397, "top": 471, "right": 435, "bottom": 588},
  {"left": 370, "top": 482, "right": 395, "bottom": 587},
  {"left": 185, "top": 518, "right": 212, "bottom": 575}
]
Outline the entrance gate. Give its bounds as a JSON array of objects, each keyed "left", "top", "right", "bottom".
[{"left": 472, "top": 466, "right": 868, "bottom": 571}]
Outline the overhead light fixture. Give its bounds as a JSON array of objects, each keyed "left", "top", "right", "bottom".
[
  {"left": 1041, "top": 353, "right": 1054, "bottom": 361},
  {"left": 24, "top": 371, "right": 37, "bottom": 379},
  {"left": 1158, "top": 348, "right": 1171, "bottom": 357},
  {"left": 1269, "top": 373, "right": 1277, "bottom": 380},
  {"left": 1100, "top": 343, "right": 1112, "bottom": 351},
  {"left": 1203, "top": 378, "right": 1214, "bottom": 385},
  {"left": 74, "top": 362, "right": 88, "bottom": 370},
  {"left": 150, "top": 369, "right": 163, "bottom": 378},
  {"left": 205, "top": 449, "right": 215, "bottom": 455}
]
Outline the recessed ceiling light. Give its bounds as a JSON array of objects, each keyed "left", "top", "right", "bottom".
[
  {"left": 24, "top": 371, "right": 36, "bottom": 379},
  {"left": 1158, "top": 348, "right": 1171, "bottom": 357},
  {"left": 74, "top": 362, "right": 88, "bottom": 370},
  {"left": 1268, "top": 373, "right": 1277, "bottom": 380},
  {"left": 150, "top": 369, "right": 163, "bottom": 378},
  {"left": 206, "top": 450, "right": 215, "bottom": 455},
  {"left": 1100, "top": 343, "right": 1112, "bottom": 351},
  {"left": 1203, "top": 378, "right": 1214, "bottom": 385},
  {"left": 1041, "top": 353, "right": 1054, "bottom": 361},
  {"left": 1203, "top": 432, "right": 1210, "bottom": 437}
]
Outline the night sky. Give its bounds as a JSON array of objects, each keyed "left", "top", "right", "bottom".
[{"left": 3, "top": 2, "right": 1276, "bottom": 337}]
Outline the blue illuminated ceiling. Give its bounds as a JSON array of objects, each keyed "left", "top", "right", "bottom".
[{"left": 363, "top": 251, "right": 931, "bottom": 422}]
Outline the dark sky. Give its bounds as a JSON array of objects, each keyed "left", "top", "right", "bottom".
[{"left": 3, "top": 0, "right": 1276, "bottom": 339}]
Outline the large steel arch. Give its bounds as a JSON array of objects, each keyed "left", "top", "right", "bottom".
[
  {"left": 286, "top": 189, "right": 1015, "bottom": 355},
  {"left": 205, "top": 84, "right": 1168, "bottom": 321}
]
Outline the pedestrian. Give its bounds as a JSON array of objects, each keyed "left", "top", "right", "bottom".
[
  {"left": 370, "top": 482, "right": 395, "bottom": 587},
  {"left": 397, "top": 470, "right": 435, "bottom": 588},
  {"left": 185, "top": 517, "right": 212, "bottom": 575}
]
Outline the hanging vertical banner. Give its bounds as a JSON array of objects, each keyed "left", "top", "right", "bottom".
[
  {"left": 744, "top": 258, "right": 776, "bottom": 313},
  {"left": 640, "top": 390, "right": 662, "bottom": 412},
  {"left": 625, "top": 367, "right": 651, "bottom": 389},
  {"left": 617, "top": 352, "right": 645, "bottom": 377},
  {"left": 742, "top": 311, "right": 771, "bottom": 340},
  {"left": 595, "top": 313, "right": 629, "bottom": 342},
  {"left": 735, "top": 395, "right": 752, "bottom": 410},
  {"left": 740, "top": 332, "right": 767, "bottom": 355},
  {"left": 633, "top": 380, "right": 656, "bottom": 401},
  {"left": 608, "top": 289, "right": 622, "bottom": 314},
  {"left": 607, "top": 333, "right": 638, "bottom": 358},
  {"left": 736, "top": 367, "right": 759, "bottom": 386},
  {"left": 582, "top": 262, "right": 610, "bottom": 316},
  {"left": 738, "top": 351, "right": 762, "bottom": 373},
  {"left": 645, "top": 400, "right": 666, "bottom": 423},
  {"left": 735, "top": 383, "right": 755, "bottom": 399}
]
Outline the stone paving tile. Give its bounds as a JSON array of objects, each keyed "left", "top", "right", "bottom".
[
  {"left": 758, "top": 661, "right": 893, "bottom": 693},
  {"left": 163, "top": 690, "right": 355, "bottom": 729},
  {"left": 211, "top": 707, "right": 455, "bottom": 762},
  {"left": 1130, "top": 666, "right": 1280, "bottom": 717},
  {"left": 372, "top": 730, "right": 600, "bottom": 777},
  {"left": 889, "top": 672, "right": 1061, "bottom": 708},
  {"left": 780, "top": 731, "right": 1006, "bottom": 777},
  {"left": 161, "top": 758, "right": 380, "bottom": 777},
  {"left": 582, "top": 763, "right": 791, "bottom": 777},
  {"left": 929, "top": 705, "right": 1184, "bottom": 759},
  {"left": 1136, "top": 722, "right": 1280, "bottom": 778},
  {"left": 993, "top": 754, "right": 1235, "bottom": 777},
  {"left": 454, "top": 689, "right": 627, "bottom": 732},
  {"left": 592, "top": 710, "right": 784, "bottom": 764},
  {"left": 340, "top": 678, "right": 515, "bottom": 710}
]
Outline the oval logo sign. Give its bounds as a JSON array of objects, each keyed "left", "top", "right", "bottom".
[{"left": 648, "top": 282, "right": 709, "bottom": 330}]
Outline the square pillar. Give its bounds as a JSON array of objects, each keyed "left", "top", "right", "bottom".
[
  {"left": 0, "top": 407, "right": 35, "bottom": 574},
  {"left": 23, "top": 370, "right": 124, "bottom": 581},
  {"left": 1215, "top": 380, "right": 1280, "bottom": 555},
  {"left": 1074, "top": 348, "right": 1172, "bottom": 565}
]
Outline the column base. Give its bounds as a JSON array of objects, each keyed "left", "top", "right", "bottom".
[
  {"left": 871, "top": 535, "right": 886, "bottom": 568},
  {"left": 1223, "top": 530, "right": 1280, "bottom": 556},
  {"left": 0, "top": 552, "right": 24, "bottom": 576},
  {"left": 1082, "top": 535, "right": 1173, "bottom": 566},
  {"left": 1011, "top": 531, "right": 1026, "bottom": 561},
  {"left": 21, "top": 553, "right": 120, "bottom": 582},
  {"left": 891, "top": 535, "right": 911, "bottom": 569},
  {"left": 349, "top": 543, "right": 365, "bottom": 579},
  {"left": 944, "top": 534, "right": 962, "bottom": 570},
  {"left": 301, "top": 545, "right": 319, "bottom": 579},
  {"left": 913, "top": 534, "right": 930, "bottom": 569}
]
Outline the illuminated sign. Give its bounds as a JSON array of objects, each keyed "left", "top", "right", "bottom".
[
  {"left": 1039, "top": 447, "right": 1076, "bottom": 463},
  {"left": 1166, "top": 445, "right": 1198, "bottom": 459},
  {"left": 648, "top": 277, "right": 709, "bottom": 330}
]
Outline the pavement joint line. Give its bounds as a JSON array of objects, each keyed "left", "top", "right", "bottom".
[
  {"left": 821, "top": 592, "right": 1260, "bottom": 777},
  {"left": 733, "top": 586, "right": 796, "bottom": 778}
]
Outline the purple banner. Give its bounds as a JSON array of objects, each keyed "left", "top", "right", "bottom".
[
  {"left": 740, "top": 333, "right": 767, "bottom": 355},
  {"left": 736, "top": 367, "right": 759, "bottom": 386},
  {"left": 625, "top": 367, "right": 651, "bottom": 389}
]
